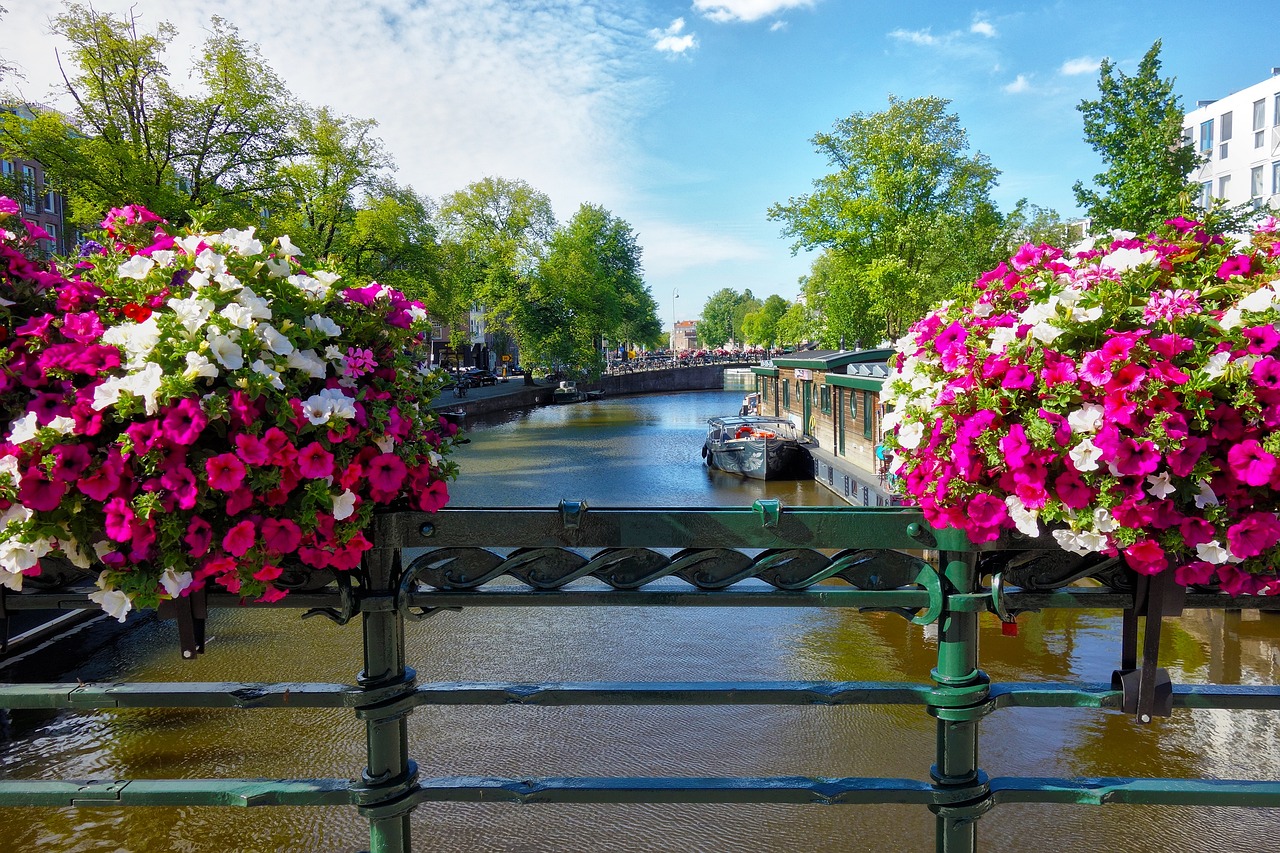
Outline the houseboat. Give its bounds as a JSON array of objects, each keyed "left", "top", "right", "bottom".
[{"left": 701, "top": 415, "right": 809, "bottom": 480}]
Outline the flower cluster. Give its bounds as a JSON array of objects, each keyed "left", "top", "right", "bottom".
[
  {"left": 0, "top": 200, "right": 459, "bottom": 619},
  {"left": 883, "top": 217, "right": 1280, "bottom": 595}
]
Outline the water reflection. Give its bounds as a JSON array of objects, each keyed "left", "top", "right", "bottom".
[{"left": 2, "top": 390, "right": 1278, "bottom": 851}]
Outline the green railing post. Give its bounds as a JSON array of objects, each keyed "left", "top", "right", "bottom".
[
  {"left": 357, "top": 541, "right": 416, "bottom": 853},
  {"left": 930, "top": 529, "right": 989, "bottom": 853}
]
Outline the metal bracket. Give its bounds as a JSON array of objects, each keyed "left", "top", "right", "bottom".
[
  {"left": 0, "top": 586, "right": 8, "bottom": 654},
  {"left": 753, "top": 499, "right": 781, "bottom": 529},
  {"left": 156, "top": 585, "right": 208, "bottom": 660},
  {"left": 558, "top": 499, "right": 587, "bottom": 530},
  {"left": 302, "top": 571, "right": 358, "bottom": 626},
  {"left": 1111, "top": 570, "right": 1185, "bottom": 723}
]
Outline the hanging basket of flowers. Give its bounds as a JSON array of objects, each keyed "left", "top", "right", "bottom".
[
  {"left": 0, "top": 199, "right": 460, "bottom": 625},
  {"left": 883, "top": 217, "right": 1280, "bottom": 596}
]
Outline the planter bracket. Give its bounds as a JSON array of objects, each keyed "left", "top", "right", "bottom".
[{"left": 1111, "top": 571, "right": 1185, "bottom": 723}]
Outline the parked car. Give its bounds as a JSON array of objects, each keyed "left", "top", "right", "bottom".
[{"left": 464, "top": 368, "right": 498, "bottom": 386}]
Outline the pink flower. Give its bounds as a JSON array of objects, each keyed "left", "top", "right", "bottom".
[
  {"left": 1226, "top": 512, "right": 1280, "bottom": 559},
  {"left": 261, "top": 518, "right": 302, "bottom": 554},
  {"left": 205, "top": 453, "right": 247, "bottom": 491},
  {"left": 18, "top": 468, "right": 67, "bottom": 512},
  {"left": 161, "top": 398, "right": 207, "bottom": 446},
  {"left": 104, "top": 497, "right": 135, "bottom": 542},
  {"left": 415, "top": 478, "right": 450, "bottom": 513},
  {"left": 367, "top": 453, "right": 407, "bottom": 495},
  {"left": 78, "top": 449, "right": 125, "bottom": 501},
  {"left": 222, "top": 519, "right": 257, "bottom": 557},
  {"left": 966, "top": 493, "right": 1008, "bottom": 541},
  {"left": 1123, "top": 539, "right": 1167, "bottom": 575},
  {"left": 185, "top": 517, "right": 213, "bottom": 558},
  {"left": 1243, "top": 325, "right": 1280, "bottom": 354},
  {"left": 1216, "top": 254, "right": 1255, "bottom": 280},
  {"left": 160, "top": 465, "right": 198, "bottom": 510},
  {"left": 1174, "top": 561, "right": 1217, "bottom": 587},
  {"left": 1253, "top": 357, "right": 1280, "bottom": 390},
  {"left": 296, "top": 442, "right": 335, "bottom": 479},
  {"left": 1227, "top": 439, "right": 1276, "bottom": 487},
  {"left": 253, "top": 563, "right": 283, "bottom": 582},
  {"left": 234, "top": 432, "right": 271, "bottom": 466}
]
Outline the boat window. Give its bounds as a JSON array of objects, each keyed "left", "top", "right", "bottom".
[
  {"left": 850, "top": 391, "right": 858, "bottom": 419},
  {"left": 820, "top": 384, "right": 831, "bottom": 414},
  {"left": 782, "top": 379, "right": 790, "bottom": 409},
  {"left": 863, "top": 392, "right": 873, "bottom": 438}
]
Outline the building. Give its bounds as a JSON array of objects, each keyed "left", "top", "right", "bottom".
[
  {"left": 0, "top": 102, "right": 71, "bottom": 256},
  {"left": 751, "top": 348, "right": 901, "bottom": 506},
  {"left": 1183, "top": 69, "right": 1280, "bottom": 213},
  {"left": 673, "top": 320, "right": 698, "bottom": 351}
]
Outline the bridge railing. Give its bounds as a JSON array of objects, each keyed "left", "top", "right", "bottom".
[{"left": 2, "top": 502, "right": 1279, "bottom": 852}]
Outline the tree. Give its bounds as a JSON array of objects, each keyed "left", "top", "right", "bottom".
[
  {"left": 740, "top": 294, "right": 790, "bottom": 348},
  {"left": 768, "top": 96, "right": 1005, "bottom": 341},
  {"left": 697, "top": 288, "right": 756, "bottom": 349},
  {"left": 1072, "top": 40, "right": 1199, "bottom": 234},
  {"left": 1, "top": 5, "right": 299, "bottom": 228}
]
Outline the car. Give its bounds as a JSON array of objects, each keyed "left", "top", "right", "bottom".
[{"left": 463, "top": 368, "right": 498, "bottom": 386}]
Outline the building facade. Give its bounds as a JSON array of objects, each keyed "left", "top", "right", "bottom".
[
  {"left": 751, "top": 348, "right": 901, "bottom": 506},
  {"left": 673, "top": 320, "right": 698, "bottom": 351},
  {"left": 1183, "top": 70, "right": 1280, "bottom": 213},
  {"left": 1, "top": 102, "right": 71, "bottom": 256}
]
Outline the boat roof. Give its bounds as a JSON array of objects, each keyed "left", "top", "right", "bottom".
[{"left": 707, "top": 415, "right": 794, "bottom": 427}]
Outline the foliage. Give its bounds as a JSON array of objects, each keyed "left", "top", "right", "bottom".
[
  {"left": 1072, "top": 41, "right": 1200, "bottom": 235},
  {"left": 0, "top": 199, "right": 460, "bottom": 618},
  {"left": 768, "top": 95, "right": 1009, "bottom": 342},
  {"left": 698, "top": 288, "right": 757, "bottom": 349},
  {"left": 883, "top": 217, "right": 1280, "bottom": 595},
  {"left": 740, "top": 294, "right": 789, "bottom": 348}
]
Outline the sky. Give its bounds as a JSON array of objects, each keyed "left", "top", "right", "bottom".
[{"left": 3, "top": 0, "right": 1278, "bottom": 328}]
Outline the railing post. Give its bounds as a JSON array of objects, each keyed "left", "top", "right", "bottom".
[
  {"left": 357, "top": 540, "right": 417, "bottom": 853},
  {"left": 930, "top": 529, "right": 989, "bottom": 853}
]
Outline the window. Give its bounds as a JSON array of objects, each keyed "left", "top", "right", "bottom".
[
  {"left": 782, "top": 379, "right": 790, "bottom": 410},
  {"left": 1218, "top": 174, "right": 1231, "bottom": 199},
  {"left": 21, "top": 165, "right": 36, "bottom": 211},
  {"left": 1200, "top": 181, "right": 1213, "bottom": 209},
  {"left": 1220, "top": 111, "right": 1232, "bottom": 159},
  {"left": 0, "top": 159, "right": 13, "bottom": 177},
  {"left": 1252, "top": 165, "right": 1265, "bottom": 205},
  {"left": 1275, "top": 93, "right": 1280, "bottom": 127},
  {"left": 862, "top": 392, "right": 873, "bottom": 438},
  {"left": 43, "top": 223, "right": 57, "bottom": 252},
  {"left": 819, "top": 384, "right": 831, "bottom": 414},
  {"left": 43, "top": 189, "right": 56, "bottom": 213},
  {"left": 1199, "top": 119, "right": 1214, "bottom": 153},
  {"left": 1255, "top": 99, "right": 1267, "bottom": 148},
  {"left": 1273, "top": 161, "right": 1280, "bottom": 195},
  {"left": 849, "top": 391, "right": 858, "bottom": 420}
]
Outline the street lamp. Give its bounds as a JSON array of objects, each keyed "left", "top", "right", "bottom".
[{"left": 671, "top": 288, "right": 679, "bottom": 366}]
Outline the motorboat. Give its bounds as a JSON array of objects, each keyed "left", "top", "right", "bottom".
[
  {"left": 701, "top": 415, "right": 810, "bottom": 480},
  {"left": 552, "top": 380, "right": 587, "bottom": 403}
]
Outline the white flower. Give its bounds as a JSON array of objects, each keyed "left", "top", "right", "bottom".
[
  {"left": 324, "top": 344, "right": 344, "bottom": 362},
  {"left": 1090, "top": 507, "right": 1117, "bottom": 533},
  {"left": 194, "top": 248, "right": 227, "bottom": 276},
  {"left": 237, "top": 288, "right": 273, "bottom": 320},
  {"left": 375, "top": 435, "right": 395, "bottom": 453},
  {"left": 970, "top": 301, "right": 993, "bottom": 318},
  {"left": 100, "top": 316, "right": 161, "bottom": 367},
  {"left": 57, "top": 537, "right": 92, "bottom": 569},
  {"left": 88, "top": 586, "right": 134, "bottom": 622},
  {"left": 1052, "top": 528, "right": 1108, "bottom": 555},
  {"left": 160, "top": 568, "right": 194, "bottom": 598},
  {"left": 1194, "top": 480, "right": 1219, "bottom": 509},
  {"left": 0, "top": 536, "right": 50, "bottom": 575},
  {"left": 168, "top": 294, "right": 215, "bottom": 334},
  {"left": 215, "top": 272, "right": 243, "bottom": 293},
  {"left": 126, "top": 362, "right": 164, "bottom": 415},
  {"left": 306, "top": 314, "right": 342, "bottom": 337},
  {"left": 1004, "top": 496, "right": 1041, "bottom": 537},
  {"left": 117, "top": 255, "right": 156, "bottom": 280},
  {"left": 175, "top": 235, "right": 204, "bottom": 256},
  {"left": 1030, "top": 322, "right": 1065, "bottom": 344},
  {"left": 332, "top": 489, "right": 358, "bottom": 521},
  {"left": 1202, "top": 350, "right": 1231, "bottom": 380},
  {"left": 276, "top": 235, "right": 301, "bottom": 257},
  {"left": 1067, "top": 403, "right": 1104, "bottom": 435},
  {"left": 428, "top": 450, "right": 443, "bottom": 468},
  {"left": 208, "top": 333, "right": 244, "bottom": 370},
  {"left": 313, "top": 270, "right": 341, "bottom": 286},
  {"left": 1068, "top": 437, "right": 1102, "bottom": 472},
  {"left": 187, "top": 270, "right": 211, "bottom": 290},
  {"left": 1101, "top": 247, "right": 1159, "bottom": 272},
  {"left": 47, "top": 415, "right": 77, "bottom": 435},
  {"left": 1072, "top": 305, "right": 1103, "bottom": 323},
  {"left": 150, "top": 249, "right": 176, "bottom": 267},
  {"left": 286, "top": 348, "right": 328, "bottom": 379},
  {"left": 289, "top": 274, "right": 330, "bottom": 301},
  {"left": 218, "top": 226, "right": 263, "bottom": 257},
  {"left": 251, "top": 359, "right": 285, "bottom": 390},
  {"left": 1145, "top": 471, "right": 1176, "bottom": 500},
  {"left": 897, "top": 421, "right": 925, "bottom": 450},
  {"left": 7, "top": 412, "right": 39, "bottom": 445},
  {"left": 1219, "top": 307, "right": 1243, "bottom": 331},
  {"left": 264, "top": 257, "right": 291, "bottom": 278},
  {"left": 0, "top": 453, "right": 20, "bottom": 480},
  {"left": 1195, "top": 540, "right": 1234, "bottom": 565},
  {"left": 988, "top": 326, "right": 1017, "bottom": 353},
  {"left": 1238, "top": 287, "right": 1275, "bottom": 314},
  {"left": 183, "top": 351, "right": 219, "bottom": 382},
  {"left": 408, "top": 305, "right": 429, "bottom": 324},
  {"left": 220, "top": 303, "right": 255, "bottom": 330},
  {"left": 256, "top": 323, "right": 294, "bottom": 356}
]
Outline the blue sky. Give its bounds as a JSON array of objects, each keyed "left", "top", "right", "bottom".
[{"left": 3, "top": 0, "right": 1277, "bottom": 326}]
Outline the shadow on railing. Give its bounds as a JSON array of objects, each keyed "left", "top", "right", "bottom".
[{"left": 2, "top": 501, "right": 1279, "bottom": 852}]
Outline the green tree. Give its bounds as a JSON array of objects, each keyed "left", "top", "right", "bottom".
[
  {"left": 768, "top": 95, "right": 1004, "bottom": 341},
  {"left": 698, "top": 288, "right": 756, "bottom": 349},
  {"left": 1072, "top": 40, "right": 1199, "bottom": 234},
  {"left": 740, "top": 294, "right": 790, "bottom": 348},
  {"left": 1, "top": 5, "right": 298, "bottom": 228}
]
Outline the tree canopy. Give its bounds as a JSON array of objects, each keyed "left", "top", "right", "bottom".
[{"left": 1072, "top": 41, "right": 1199, "bottom": 234}]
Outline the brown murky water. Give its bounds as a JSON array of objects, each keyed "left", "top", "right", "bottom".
[{"left": 2, "top": 389, "right": 1278, "bottom": 852}]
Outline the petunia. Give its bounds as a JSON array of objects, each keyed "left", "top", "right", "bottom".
[
  {"left": 205, "top": 453, "right": 247, "bottom": 491},
  {"left": 1227, "top": 439, "right": 1276, "bottom": 487},
  {"left": 261, "top": 518, "right": 302, "bottom": 554},
  {"left": 297, "top": 442, "right": 336, "bottom": 479},
  {"left": 222, "top": 520, "right": 257, "bottom": 557},
  {"left": 185, "top": 516, "right": 213, "bottom": 558}
]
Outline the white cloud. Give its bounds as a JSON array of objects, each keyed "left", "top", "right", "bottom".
[
  {"left": 1003, "top": 74, "right": 1032, "bottom": 94},
  {"left": 769, "top": 20, "right": 789, "bottom": 32},
  {"left": 970, "top": 20, "right": 996, "bottom": 38},
  {"left": 889, "top": 28, "right": 939, "bottom": 47},
  {"left": 635, "top": 219, "right": 768, "bottom": 276},
  {"left": 652, "top": 18, "right": 698, "bottom": 54},
  {"left": 693, "top": 0, "right": 817, "bottom": 24},
  {"left": 1060, "top": 56, "right": 1101, "bottom": 76}
]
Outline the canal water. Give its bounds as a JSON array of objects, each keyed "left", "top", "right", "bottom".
[{"left": 2, "top": 388, "right": 1278, "bottom": 852}]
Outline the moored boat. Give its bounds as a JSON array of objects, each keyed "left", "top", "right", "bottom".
[
  {"left": 701, "top": 415, "right": 810, "bottom": 480},
  {"left": 552, "top": 381, "right": 587, "bottom": 403}
]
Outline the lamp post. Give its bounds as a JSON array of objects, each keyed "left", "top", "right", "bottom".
[{"left": 671, "top": 288, "right": 679, "bottom": 366}]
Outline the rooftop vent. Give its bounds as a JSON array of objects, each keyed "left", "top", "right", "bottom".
[
  {"left": 1196, "top": 99, "right": 1215, "bottom": 107},
  {"left": 1272, "top": 67, "right": 1280, "bottom": 76}
]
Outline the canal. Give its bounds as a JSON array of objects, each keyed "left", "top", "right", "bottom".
[{"left": 2, "top": 388, "right": 1278, "bottom": 851}]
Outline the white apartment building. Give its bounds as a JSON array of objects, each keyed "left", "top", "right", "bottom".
[{"left": 1183, "top": 69, "right": 1280, "bottom": 213}]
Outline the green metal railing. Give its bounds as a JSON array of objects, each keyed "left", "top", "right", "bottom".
[{"left": 2, "top": 501, "right": 1280, "bottom": 852}]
